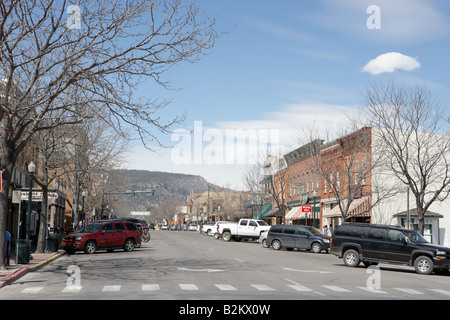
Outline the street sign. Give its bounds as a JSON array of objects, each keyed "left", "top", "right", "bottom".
[
  {"left": 301, "top": 205, "right": 312, "bottom": 213},
  {"left": 20, "top": 191, "right": 59, "bottom": 201}
]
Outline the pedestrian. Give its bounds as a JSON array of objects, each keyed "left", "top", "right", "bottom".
[
  {"left": 323, "top": 225, "right": 328, "bottom": 235},
  {"left": 5, "top": 231, "right": 11, "bottom": 267}
]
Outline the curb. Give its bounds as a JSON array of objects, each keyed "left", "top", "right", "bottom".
[{"left": 0, "top": 251, "right": 65, "bottom": 289}]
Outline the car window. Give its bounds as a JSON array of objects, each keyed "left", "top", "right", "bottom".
[
  {"left": 114, "top": 223, "right": 126, "bottom": 232},
  {"left": 270, "top": 227, "right": 283, "bottom": 233},
  {"left": 249, "top": 221, "right": 257, "bottom": 227},
  {"left": 368, "top": 228, "right": 387, "bottom": 240},
  {"left": 387, "top": 230, "right": 406, "bottom": 242},
  {"left": 284, "top": 228, "right": 296, "bottom": 234},
  {"left": 125, "top": 222, "right": 138, "bottom": 231},
  {"left": 240, "top": 220, "right": 248, "bottom": 226},
  {"left": 101, "top": 223, "right": 114, "bottom": 233},
  {"left": 296, "top": 229, "right": 308, "bottom": 236},
  {"left": 335, "top": 225, "right": 367, "bottom": 238}
]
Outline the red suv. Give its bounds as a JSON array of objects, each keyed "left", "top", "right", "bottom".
[{"left": 61, "top": 219, "right": 141, "bottom": 255}]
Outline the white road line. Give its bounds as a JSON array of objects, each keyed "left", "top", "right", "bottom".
[
  {"left": 233, "top": 258, "right": 245, "bottom": 262},
  {"left": 102, "top": 285, "right": 121, "bottom": 292},
  {"left": 62, "top": 286, "right": 83, "bottom": 293},
  {"left": 394, "top": 288, "right": 423, "bottom": 295},
  {"left": 429, "top": 289, "right": 450, "bottom": 296},
  {"left": 287, "top": 284, "right": 313, "bottom": 292},
  {"left": 215, "top": 284, "right": 237, "bottom": 291},
  {"left": 358, "top": 287, "right": 388, "bottom": 294},
  {"left": 142, "top": 284, "right": 160, "bottom": 291},
  {"left": 21, "top": 287, "right": 44, "bottom": 294},
  {"left": 323, "top": 285, "right": 351, "bottom": 293},
  {"left": 179, "top": 284, "right": 199, "bottom": 290},
  {"left": 251, "top": 284, "right": 276, "bottom": 291}
]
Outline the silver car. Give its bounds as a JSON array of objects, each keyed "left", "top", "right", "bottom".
[{"left": 258, "top": 230, "right": 269, "bottom": 248}]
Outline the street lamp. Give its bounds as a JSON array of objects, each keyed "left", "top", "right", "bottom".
[
  {"left": 313, "top": 190, "right": 317, "bottom": 228},
  {"left": 26, "top": 162, "right": 35, "bottom": 241},
  {"left": 19, "top": 161, "right": 35, "bottom": 263}
]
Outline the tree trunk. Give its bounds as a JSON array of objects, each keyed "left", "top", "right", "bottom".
[
  {"left": 0, "top": 147, "right": 16, "bottom": 269},
  {"left": 36, "top": 187, "right": 48, "bottom": 253}
]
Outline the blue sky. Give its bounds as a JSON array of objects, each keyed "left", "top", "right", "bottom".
[{"left": 126, "top": 0, "right": 450, "bottom": 190}]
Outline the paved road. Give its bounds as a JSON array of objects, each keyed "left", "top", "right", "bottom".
[{"left": 1, "top": 230, "right": 450, "bottom": 301}]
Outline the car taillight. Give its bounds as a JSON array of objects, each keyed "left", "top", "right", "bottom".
[{"left": 330, "top": 237, "right": 333, "bottom": 246}]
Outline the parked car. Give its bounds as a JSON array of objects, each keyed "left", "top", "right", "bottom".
[
  {"left": 267, "top": 224, "right": 330, "bottom": 253},
  {"left": 60, "top": 219, "right": 141, "bottom": 255},
  {"left": 213, "top": 221, "right": 234, "bottom": 239},
  {"left": 201, "top": 223, "right": 215, "bottom": 235},
  {"left": 330, "top": 222, "right": 450, "bottom": 275},
  {"left": 218, "top": 219, "right": 270, "bottom": 242},
  {"left": 258, "top": 230, "right": 269, "bottom": 248},
  {"left": 188, "top": 223, "right": 197, "bottom": 231}
]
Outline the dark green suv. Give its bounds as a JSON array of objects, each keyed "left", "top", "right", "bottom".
[{"left": 330, "top": 222, "right": 450, "bottom": 275}]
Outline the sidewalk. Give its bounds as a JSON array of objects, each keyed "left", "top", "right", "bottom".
[{"left": 0, "top": 247, "right": 65, "bottom": 289}]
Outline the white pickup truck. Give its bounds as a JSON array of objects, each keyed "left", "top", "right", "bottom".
[{"left": 218, "top": 219, "right": 270, "bottom": 242}]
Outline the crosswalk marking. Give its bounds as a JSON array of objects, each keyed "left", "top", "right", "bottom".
[
  {"left": 323, "top": 285, "right": 351, "bottom": 292},
  {"left": 251, "top": 284, "right": 276, "bottom": 291},
  {"left": 13, "top": 282, "right": 450, "bottom": 298},
  {"left": 102, "top": 285, "right": 121, "bottom": 292},
  {"left": 21, "top": 287, "right": 43, "bottom": 294},
  {"left": 287, "top": 284, "right": 313, "bottom": 292},
  {"left": 358, "top": 286, "right": 388, "bottom": 294},
  {"left": 394, "top": 288, "right": 423, "bottom": 295},
  {"left": 142, "top": 284, "right": 160, "bottom": 291},
  {"left": 215, "top": 284, "right": 237, "bottom": 291},
  {"left": 179, "top": 284, "right": 199, "bottom": 290},
  {"left": 429, "top": 289, "right": 450, "bottom": 296},
  {"left": 62, "top": 286, "right": 83, "bottom": 293}
]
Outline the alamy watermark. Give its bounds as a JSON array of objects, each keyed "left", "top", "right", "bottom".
[
  {"left": 366, "top": 5, "right": 381, "bottom": 30},
  {"left": 171, "top": 121, "right": 280, "bottom": 166},
  {"left": 67, "top": 5, "right": 81, "bottom": 30}
]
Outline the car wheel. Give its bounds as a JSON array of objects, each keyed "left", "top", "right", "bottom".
[
  {"left": 262, "top": 239, "right": 269, "bottom": 248},
  {"left": 222, "top": 231, "right": 231, "bottom": 242},
  {"left": 272, "top": 239, "right": 282, "bottom": 250},
  {"left": 124, "top": 239, "right": 135, "bottom": 252},
  {"left": 343, "top": 249, "right": 360, "bottom": 267},
  {"left": 311, "top": 242, "right": 322, "bottom": 253},
  {"left": 414, "top": 255, "right": 433, "bottom": 275},
  {"left": 84, "top": 241, "right": 96, "bottom": 254}
]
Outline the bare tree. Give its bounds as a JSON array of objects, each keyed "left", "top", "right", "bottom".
[
  {"left": 0, "top": 0, "right": 218, "bottom": 268},
  {"left": 362, "top": 81, "right": 450, "bottom": 235}
]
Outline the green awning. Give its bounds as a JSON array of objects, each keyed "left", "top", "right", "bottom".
[{"left": 259, "top": 204, "right": 272, "bottom": 219}]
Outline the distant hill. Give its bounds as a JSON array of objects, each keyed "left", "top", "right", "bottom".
[{"left": 107, "top": 169, "right": 227, "bottom": 212}]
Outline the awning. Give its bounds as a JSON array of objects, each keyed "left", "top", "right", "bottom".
[
  {"left": 260, "top": 204, "right": 272, "bottom": 216},
  {"left": 285, "top": 206, "right": 301, "bottom": 220},
  {"left": 323, "top": 196, "right": 370, "bottom": 218},
  {"left": 292, "top": 209, "right": 312, "bottom": 220},
  {"left": 264, "top": 207, "right": 283, "bottom": 217},
  {"left": 393, "top": 208, "right": 443, "bottom": 219},
  {"left": 259, "top": 204, "right": 273, "bottom": 220}
]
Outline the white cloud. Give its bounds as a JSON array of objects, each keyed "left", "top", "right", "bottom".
[
  {"left": 126, "top": 101, "right": 354, "bottom": 190},
  {"left": 361, "top": 52, "right": 420, "bottom": 75}
]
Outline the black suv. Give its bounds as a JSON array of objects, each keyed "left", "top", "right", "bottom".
[
  {"left": 330, "top": 222, "right": 450, "bottom": 275},
  {"left": 267, "top": 225, "right": 330, "bottom": 253}
]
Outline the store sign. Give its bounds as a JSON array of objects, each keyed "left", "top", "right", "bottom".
[
  {"left": 21, "top": 191, "right": 59, "bottom": 201},
  {"left": 301, "top": 205, "right": 312, "bottom": 213}
]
